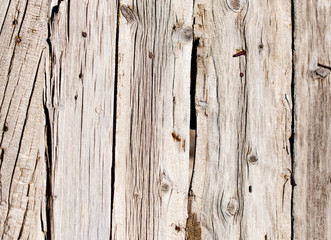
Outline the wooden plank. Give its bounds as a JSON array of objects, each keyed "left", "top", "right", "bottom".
[
  {"left": 45, "top": 0, "right": 118, "bottom": 239},
  {"left": 0, "top": 0, "right": 48, "bottom": 239},
  {"left": 292, "top": 1, "right": 331, "bottom": 239},
  {"left": 188, "top": 1, "right": 292, "bottom": 239},
  {"left": 111, "top": 1, "right": 193, "bottom": 239}
]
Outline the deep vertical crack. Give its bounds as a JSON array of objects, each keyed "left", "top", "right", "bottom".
[
  {"left": 290, "top": 1, "right": 296, "bottom": 239},
  {"left": 44, "top": 103, "right": 53, "bottom": 240},
  {"left": 110, "top": 1, "right": 120, "bottom": 239},
  {"left": 43, "top": 2, "right": 62, "bottom": 238},
  {"left": 188, "top": 36, "right": 198, "bottom": 193}
]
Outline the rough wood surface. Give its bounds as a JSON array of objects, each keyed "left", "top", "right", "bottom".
[
  {"left": 45, "top": 0, "right": 118, "bottom": 239},
  {"left": 292, "top": 1, "right": 331, "bottom": 239},
  {"left": 1, "top": 0, "right": 331, "bottom": 239},
  {"left": 0, "top": 0, "right": 48, "bottom": 238},
  {"left": 189, "top": 1, "right": 292, "bottom": 239},
  {"left": 111, "top": 1, "right": 192, "bottom": 239}
]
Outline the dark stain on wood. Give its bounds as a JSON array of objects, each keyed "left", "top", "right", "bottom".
[
  {"left": 172, "top": 131, "right": 181, "bottom": 142},
  {"left": 175, "top": 225, "right": 181, "bottom": 232},
  {"left": 172, "top": 131, "right": 186, "bottom": 151},
  {"left": 186, "top": 193, "right": 202, "bottom": 240}
]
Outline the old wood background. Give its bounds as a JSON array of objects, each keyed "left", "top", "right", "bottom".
[{"left": 0, "top": 0, "right": 330, "bottom": 239}]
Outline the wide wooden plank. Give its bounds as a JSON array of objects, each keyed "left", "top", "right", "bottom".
[
  {"left": 292, "top": 1, "right": 331, "bottom": 239},
  {"left": 0, "top": 0, "right": 48, "bottom": 238},
  {"left": 111, "top": 1, "right": 193, "bottom": 239},
  {"left": 189, "top": 1, "right": 292, "bottom": 239},
  {"left": 45, "top": 0, "right": 117, "bottom": 239}
]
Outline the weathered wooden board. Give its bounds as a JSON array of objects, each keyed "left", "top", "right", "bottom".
[
  {"left": 189, "top": 1, "right": 292, "bottom": 239},
  {"left": 0, "top": 0, "right": 48, "bottom": 239},
  {"left": 45, "top": 0, "right": 118, "bottom": 239},
  {"left": 292, "top": 1, "right": 331, "bottom": 239},
  {"left": 111, "top": 1, "right": 193, "bottom": 239}
]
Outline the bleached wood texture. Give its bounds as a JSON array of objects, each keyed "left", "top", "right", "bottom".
[
  {"left": 45, "top": 0, "right": 117, "bottom": 239},
  {"left": 189, "top": 1, "right": 292, "bottom": 239},
  {"left": 111, "top": 1, "right": 192, "bottom": 239},
  {"left": 0, "top": 0, "right": 48, "bottom": 238},
  {"left": 292, "top": 1, "right": 331, "bottom": 239}
]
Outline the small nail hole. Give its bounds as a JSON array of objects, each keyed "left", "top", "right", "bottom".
[
  {"left": 82, "top": 32, "right": 87, "bottom": 38},
  {"left": 248, "top": 186, "right": 252, "bottom": 192},
  {"left": 148, "top": 52, "right": 154, "bottom": 59}
]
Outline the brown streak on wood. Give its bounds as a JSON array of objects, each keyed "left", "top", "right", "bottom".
[
  {"left": 172, "top": 131, "right": 181, "bottom": 142},
  {"left": 186, "top": 194, "right": 201, "bottom": 240}
]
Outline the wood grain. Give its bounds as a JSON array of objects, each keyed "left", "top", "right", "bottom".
[
  {"left": 45, "top": 0, "right": 118, "bottom": 239},
  {"left": 189, "top": 0, "right": 292, "bottom": 239},
  {"left": 292, "top": 1, "right": 331, "bottom": 239},
  {"left": 0, "top": 0, "right": 48, "bottom": 238},
  {"left": 111, "top": 1, "right": 193, "bottom": 239}
]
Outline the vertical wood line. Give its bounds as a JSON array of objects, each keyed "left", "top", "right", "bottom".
[
  {"left": 290, "top": 1, "right": 295, "bottom": 239},
  {"left": 110, "top": 1, "right": 120, "bottom": 239}
]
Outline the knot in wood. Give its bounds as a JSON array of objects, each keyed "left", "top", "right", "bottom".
[
  {"left": 226, "top": 0, "right": 245, "bottom": 12},
  {"left": 161, "top": 183, "right": 170, "bottom": 193},
  {"left": 248, "top": 155, "right": 258, "bottom": 164},
  {"left": 226, "top": 197, "right": 239, "bottom": 216},
  {"left": 121, "top": 5, "right": 136, "bottom": 23},
  {"left": 180, "top": 27, "right": 193, "bottom": 42},
  {"left": 160, "top": 173, "right": 171, "bottom": 195}
]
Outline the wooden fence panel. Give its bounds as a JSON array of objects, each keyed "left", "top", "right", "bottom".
[
  {"left": 189, "top": 1, "right": 292, "bottom": 239},
  {"left": 0, "top": 0, "right": 48, "bottom": 238},
  {"left": 111, "top": 1, "right": 193, "bottom": 239},
  {"left": 1, "top": 0, "right": 331, "bottom": 239},
  {"left": 293, "top": 1, "right": 331, "bottom": 239},
  {"left": 45, "top": 0, "right": 117, "bottom": 239}
]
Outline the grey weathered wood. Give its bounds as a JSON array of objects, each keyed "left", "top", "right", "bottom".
[
  {"left": 1, "top": 0, "right": 331, "bottom": 238},
  {"left": 0, "top": 0, "right": 48, "bottom": 238},
  {"left": 188, "top": 1, "right": 292, "bottom": 239},
  {"left": 45, "top": 0, "right": 118, "bottom": 239},
  {"left": 111, "top": 1, "right": 192, "bottom": 239},
  {"left": 292, "top": 1, "right": 331, "bottom": 239}
]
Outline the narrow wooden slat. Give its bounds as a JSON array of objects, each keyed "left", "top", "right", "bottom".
[
  {"left": 45, "top": 0, "right": 117, "bottom": 239},
  {"left": 0, "top": 0, "right": 48, "bottom": 238},
  {"left": 112, "top": 1, "right": 193, "bottom": 239},
  {"left": 189, "top": 1, "right": 292, "bottom": 239},
  {"left": 293, "top": 1, "right": 331, "bottom": 239}
]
